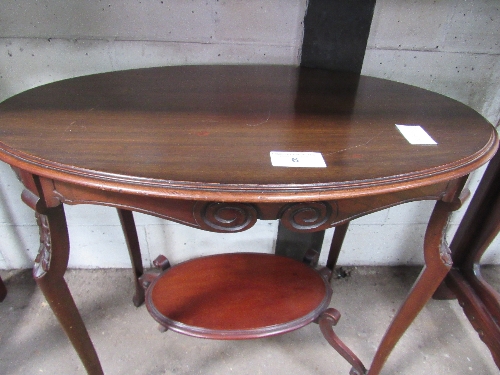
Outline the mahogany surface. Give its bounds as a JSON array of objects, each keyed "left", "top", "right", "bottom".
[
  {"left": 146, "top": 253, "right": 331, "bottom": 339},
  {"left": 0, "top": 65, "right": 495, "bottom": 202},
  {"left": 0, "top": 65, "right": 497, "bottom": 375}
]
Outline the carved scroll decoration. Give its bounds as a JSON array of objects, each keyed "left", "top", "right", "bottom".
[
  {"left": 33, "top": 213, "right": 51, "bottom": 279},
  {"left": 280, "top": 201, "right": 336, "bottom": 232},
  {"left": 193, "top": 202, "right": 258, "bottom": 232},
  {"left": 438, "top": 219, "right": 453, "bottom": 267}
]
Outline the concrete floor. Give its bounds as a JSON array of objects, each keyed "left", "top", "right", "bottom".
[{"left": 0, "top": 266, "right": 498, "bottom": 375}]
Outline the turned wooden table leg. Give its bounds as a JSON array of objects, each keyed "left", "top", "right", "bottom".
[
  {"left": 117, "top": 208, "right": 145, "bottom": 307},
  {"left": 367, "top": 199, "right": 454, "bottom": 375},
  {"left": 33, "top": 204, "right": 104, "bottom": 375}
]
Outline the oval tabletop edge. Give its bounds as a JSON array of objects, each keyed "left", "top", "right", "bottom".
[{"left": 0, "top": 65, "right": 497, "bottom": 202}]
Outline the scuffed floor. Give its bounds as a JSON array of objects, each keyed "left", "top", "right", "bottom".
[{"left": 0, "top": 266, "right": 498, "bottom": 375}]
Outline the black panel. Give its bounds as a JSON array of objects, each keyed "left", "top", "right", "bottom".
[{"left": 300, "top": 0, "right": 376, "bottom": 73}]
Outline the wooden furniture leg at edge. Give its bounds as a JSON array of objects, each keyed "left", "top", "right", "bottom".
[
  {"left": 366, "top": 199, "right": 454, "bottom": 375},
  {"left": 441, "top": 150, "right": 500, "bottom": 368},
  {"left": 33, "top": 204, "right": 104, "bottom": 375},
  {"left": 117, "top": 208, "right": 145, "bottom": 307},
  {"left": 0, "top": 275, "right": 6, "bottom": 301},
  {"left": 453, "top": 188, "right": 500, "bottom": 366},
  {"left": 446, "top": 269, "right": 500, "bottom": 368}
]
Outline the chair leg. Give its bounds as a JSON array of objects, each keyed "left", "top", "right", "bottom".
[{"left": 117, "top": 208, "right": 145, "bottom": 307}]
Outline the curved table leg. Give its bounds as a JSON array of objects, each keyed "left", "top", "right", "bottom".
[
  {"left": 319, "top": 308, "right": 367, "bottom": 375},
  {"left": 33, "top": 205, "right": 104, "bottom": 375},
  {"left": 367, "top": 200, "right": 454, "bottom": 375}
]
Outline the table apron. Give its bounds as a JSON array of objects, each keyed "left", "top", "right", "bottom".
[{"left": 17, "top": 174, "right": 452, "bottom": 233}]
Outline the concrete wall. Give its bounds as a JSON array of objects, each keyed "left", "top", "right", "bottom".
[{"left": 0, "top": 0, "right": 498, "bottom": 269}]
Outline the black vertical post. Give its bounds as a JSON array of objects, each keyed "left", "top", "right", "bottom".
[
  {"left": 301, "top": 0, "right": 376, "bottom": 72},
  {"left": 275, "top": 0, "right": 377, "bottom": 262}
]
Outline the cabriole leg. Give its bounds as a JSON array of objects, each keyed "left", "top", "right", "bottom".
[
  {"left": 33, "top": 204, "right": 104, "bottom": 375},
  {"left": 366, "top": 200, "right": 454, "bottom": 375}
]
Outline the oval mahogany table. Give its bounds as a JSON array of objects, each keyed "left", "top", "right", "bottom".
[{"left": 0, "top": 65, "right": 497, "bottom": 375}]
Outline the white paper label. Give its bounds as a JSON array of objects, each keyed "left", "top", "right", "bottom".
[
  {"left": 396, "top": 125, "right": 437, "bottom": 145},
  {"left": 270, "top": 151, "right": 327, "bottom": 168}
]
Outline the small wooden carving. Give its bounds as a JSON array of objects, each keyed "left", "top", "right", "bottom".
[
  {"left": 439, "top": 241, "right": 453, "bottom": 267},
  {"left": 33, "top": 213, "right": 52, "bottom": 279},
  {"left": 153, "top": 255, "right": 171, "bottom": 271},
  {"left": 194, "top": 202, "right": 258, "bottom": 232},
  {"left": 280, "top": 201, "right": 336, "bottom": 232}
]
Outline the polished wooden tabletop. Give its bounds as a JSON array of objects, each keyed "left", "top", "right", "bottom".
[{"left": 0, "top": 65, "right": 496, "bottom": 201}]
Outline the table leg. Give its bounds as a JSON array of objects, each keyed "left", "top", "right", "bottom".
[
  {"left": 326, "top": 222, "right": 350, "bottom": 280},
  {"left": 117, "top": 208, "right": 145, "bottom": 307},
  {"left": 367, "top": 200, "right": 453, "bottom": 375},
  {"left": 319, "top": 307, "right": 367, "bottom": 375},
  {"left": 33, "top": 204, "right": 104, "bottom": 375},
  {"left": 0, "top": 275, "right": 6, "bottom": 301}
]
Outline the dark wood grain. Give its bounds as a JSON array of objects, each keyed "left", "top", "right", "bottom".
[
  {"left": 0, "top": 66, "right": 496, "bottom": 202},
  {"left": 146, "top": 253, "right": 331, "bottom": 339}
]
